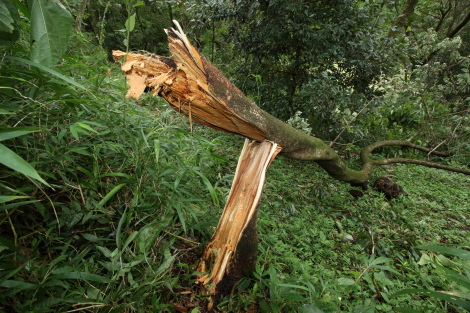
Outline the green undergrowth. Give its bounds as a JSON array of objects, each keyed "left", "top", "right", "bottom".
[
  {"left": 1, "top": 37, "right": 469, "bottom": 313},
  {"left": 0, "top": 38, "right": 228, "bottom": 312},
  {"left": 217, "top": 156, "right": 470, "bottom": 312}
]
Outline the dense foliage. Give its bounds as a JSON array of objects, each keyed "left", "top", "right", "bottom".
[
  {"left": 189, "top": 0, "right": 470, "bottom": 143},
  {"left": 0, "top": 0, "right": 469, "bottom": 312}
]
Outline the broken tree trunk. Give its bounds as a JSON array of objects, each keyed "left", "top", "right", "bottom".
[
  {"left": 113, "top": 20, "right": 470, "bottom": 299},
  {"left": 197, "top": 139, "right": 281, "bottom": 297}
]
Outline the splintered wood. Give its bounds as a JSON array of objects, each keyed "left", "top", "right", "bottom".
[
  {"left": 112, "top": 24, "right": 265, "bottom": 141},
  {"left": 196, "top": 139, "right": 281, "bottom": 293}
]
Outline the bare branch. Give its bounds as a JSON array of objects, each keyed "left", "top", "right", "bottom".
[
  {"left": 373, "top": 157, "right": 470, "bottom": 175},
  {"left": 360, "top": 140, "right": 470, "bottom": 176}
]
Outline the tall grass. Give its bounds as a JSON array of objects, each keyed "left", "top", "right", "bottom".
[{"left": 0, "top": 33, "right": 227, "bottom": 312}]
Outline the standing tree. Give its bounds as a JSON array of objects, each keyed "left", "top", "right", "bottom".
[{"left": 113, "top": 21, "right": 469, "bottom": 302}]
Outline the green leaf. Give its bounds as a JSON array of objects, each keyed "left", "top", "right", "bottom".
[
  {"left": 0, "top": 0, "right": 20, "bottom": 45},
  {"left": 192, "top": 169, "right": 219, "bottom": 208},
  {"left": 417, "top": 245, "right": 470, "bottom": 261},
  {"left": 96, "top": 246, "right": 112, "bottom": 258},
  {"left": 0, "top": 0, "right": 17, "bottom": 33},
  {"left": 0, "top": 127, "right": 38, "bottom": 141},
  {"left": 391, "top": 289, "right": 470, "bottom": 310},
  {"left": 81, "top": 233, "right": 106, "bottom": 243},
  {"left": 98, "top": 173, "right": 133, "bottom": 180},
  {"left": 0, "top": 195, "right": 29, "bottom": 203},
  {"left": 154, "top": 139, "right": 160, "bottom": 164},
  {"left": 299, "top": 304, "right": 325, "bottom": 313},
  {"left": 28, "top": 0, "right": 73, "bottom": 67},
  {"left": 338, "top": 277, "right": 356, "bottom": 286},
  {"left": 0, "top": 143, "right": 49, "bottom": 186},
  {"left": 122, "top": 231, "right": 138, "bottom": 251},
  {"left": 0, "top": 109, "right": 15, "bottom": 115},
  {"left": 97, "top": 183, "right": 127, "bottom": 208},
  {"left": 125, "top": 13, "right": 136, "bottom": 33},
  {"left": 49, "top": 272, "right": 112, "bottom": 283},
  {"left": 434, "top": 263, "right": 470, "bottom": 290},
  {"left": 76, "top": 122, "right": 99, "bottom": 133},
  {"left": 10, "top": 0, "right": 30, "bottom": 19},
  {"left": 70, "top": 125, "right": 79, "bottom": 140},
  {"left": 350, "top": 305, "right": 375, "bottom": 313},
  {"left": 70, "top": 123, "right": 92, "bottom": 139},
  {"left": 394, "top": 308, "right": 421, "bottom": 313},
  {"left": 370, "top": 256, "right": 393, "bottom": 266},
  {"left": 133, "top": 1, "right": 144, "bottom": 7},
  {"left": 275, "top": 282, "right": 310, "bottom": 291},
  {"left": 155, "top": 249, "right": 176, "bottom": 276},
  {"left": 0, "top": 280, "right": 36, "bottom": 290},
  {"left": 5, "top": 56, "right": 87, "bottom": 89},
  {"left": 0, "top": 200, "right": 39, "bottom": 211}
]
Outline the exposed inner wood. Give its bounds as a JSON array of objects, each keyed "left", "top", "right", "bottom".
[
  {"left": 196, "top": 139, "right": 281, "bottom": 293},
  {"left": 112, "top": 25, "right": 266, "bottom": 142}
]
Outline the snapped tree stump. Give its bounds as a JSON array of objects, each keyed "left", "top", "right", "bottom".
[{"left": 197, "top": 139, "right": 281, "bottom": 296}]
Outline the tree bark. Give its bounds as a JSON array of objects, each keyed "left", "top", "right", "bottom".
[
  {"left": 112, "top": 20, "right": 470, "bottom": 297},
  {"left": 446, "top": 10, "right": 470, "bottom": 38},
  {"left": 196, "top": 139, "right": 281, "bottom": 306},
  {"left": 388, "top": 0, "right": 419, "bottom": 37},
  {"left": 74, "top": 0, "right": 89, "bottom": 32}
]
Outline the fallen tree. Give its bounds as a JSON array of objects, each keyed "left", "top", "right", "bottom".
[{"left": 113, "top": 21, "right": 470, "bottom": 301}]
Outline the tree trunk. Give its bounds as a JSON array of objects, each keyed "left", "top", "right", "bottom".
[
  {"left": 74, "top": 0, "right": 89, "bottom": 32},
  {"left": 387, "top": 0, "right": 419, "bottom": 37},
  {"left": 197, "top": 139, "right": 280, "bottom": 307},
  {"left": 112, "top": 20, "right": 470, "bottom": 299},
  {"left": 446, "top": 10, "right": 470, "bottom": 39}
]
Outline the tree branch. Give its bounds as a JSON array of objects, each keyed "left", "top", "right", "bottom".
[
  {"left": 372, "top": 158, "right": 470, "bottom": 175},
  {"left": 446, "top": 9, "right": 470, "bottom": 38},
  {"left": 113, "top": 21, "right": 469, "bottom": 191},
  {"left": 360, "top": 140, "right": 470, "bottom": 176}
]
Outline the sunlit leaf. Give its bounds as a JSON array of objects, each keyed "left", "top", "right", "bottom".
[
  {"left": 0, "top": 109, "right": 15, "bottom": 115},
  {"left": 337, "top": 277, "right": 355, "bottom": 286},
  {"left": 125, "top": 13, "right": 136, "bottom": 33},
  {"left": 70, "top": 125, "right": 79, "bottom": 140},
  {"left": 76, "top": 122, "right": 99, "bottom": 133}
]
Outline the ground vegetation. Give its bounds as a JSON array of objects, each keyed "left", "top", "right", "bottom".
[{"left": 0, "top": 0, "right": 469, "bottom": 312}]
